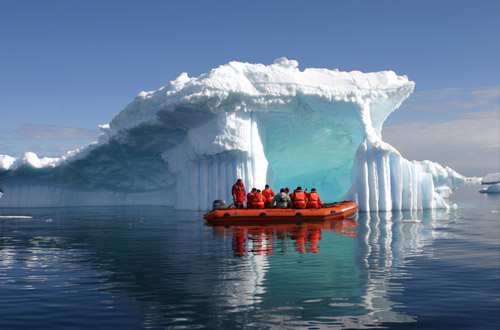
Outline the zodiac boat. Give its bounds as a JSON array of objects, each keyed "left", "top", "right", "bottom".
[{"left": 203, "top": 200, "right": 358, "bottom": 223}]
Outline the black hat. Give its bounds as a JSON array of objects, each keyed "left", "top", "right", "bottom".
[{"left": 311, "top": 188, "right": 316, "bottom": 192}]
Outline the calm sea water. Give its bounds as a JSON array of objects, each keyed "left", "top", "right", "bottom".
[{"left": 0, "top": 185, "right": 498, "bottom": 330}]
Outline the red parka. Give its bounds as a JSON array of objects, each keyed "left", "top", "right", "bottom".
[
  {"left": 232, "top": 182, "right": 246, "bottom": 206},
  {"left": 306, "top": 191, "right": 323, "bottom": 209},
  {"left": 262, "top": 188, "right": 275, "bottom": 207},
  {"left": 290, "top": 190, "right": 306, "bottom": 209},
  {"left": 251, "top": 192, "right": 265, "bottom": 209},
  {"left": 246, "top": 192, "right": 255, "bottom": 208}
]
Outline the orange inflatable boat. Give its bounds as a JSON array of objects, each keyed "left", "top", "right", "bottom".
[{"left": 203, "top": 201, "right": 358, "bottom": 223}]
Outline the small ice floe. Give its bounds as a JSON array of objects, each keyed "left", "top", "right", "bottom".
[
  {"left": 479, "top": 183, "right": 500, "bottom": 193},
  {"left": 402, "top": 219, "right": 423, "bottom": 223},
  {"left": 0, "top": 215, "right": 33, "bottom": 219},
  {"left": 45, "top": 219, "right": 53, "bottom": 223}
]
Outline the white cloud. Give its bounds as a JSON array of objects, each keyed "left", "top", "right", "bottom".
[
  {"left": 15, "top": 124, "right": 99, "bottom": 140},
  {"left": 0, "top": 124, "right": 99, "bottom": 157},
  {"left": 383, "top": 110, "right": 500, "bottom": 177},
  {"left": 388, "top": 86, "right": 500, "bottom": 123},
  {"left": 384, "top": 85, "right": 500, "bottom": 176}
]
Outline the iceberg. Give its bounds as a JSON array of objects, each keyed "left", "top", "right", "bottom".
[
  {"left": 482, "top": 172, "right": 500, "bottom": 184},
  {"left": 479, "top": 183, "right": 500, "bottom": 193},
  {"left": 0, "top": 58, "right": 464, "bottom": 210}
]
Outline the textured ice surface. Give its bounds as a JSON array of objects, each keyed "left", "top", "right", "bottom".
[
  {"left": 0, "top": 58, "right": 464, "bottom": 210},
  {"left": 482, "top": 173, "right": 500, "bottom": 184}
]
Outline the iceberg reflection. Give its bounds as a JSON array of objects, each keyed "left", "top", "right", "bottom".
[{"left": 207, "top": 208, "right": 454, "bottom": 328}]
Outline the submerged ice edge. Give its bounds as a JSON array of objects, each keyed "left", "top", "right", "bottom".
[{"left": 0, "top": 58, "right": 464, "bottom": 210}]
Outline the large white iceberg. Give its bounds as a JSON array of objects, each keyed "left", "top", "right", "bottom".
[{"left": 0, "top": 58, "right": 464, "bottom": 210}]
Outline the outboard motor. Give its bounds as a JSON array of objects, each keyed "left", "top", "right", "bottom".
[{"left": 212, "top": 200, "right": 227, "bottom": 210}]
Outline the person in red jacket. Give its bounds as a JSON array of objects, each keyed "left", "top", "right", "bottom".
[
  {"left": 251, "top": 189, "right": 265, "bottom": 209},
  {"left": 232, "top": 179, "right": 246, "bottom": 208},
  {"left": 289, "top": 186, "right": 306, "bottom": 209},
  {"left": 247, "top": 188, "right": 257, "bottom": 208},
  {"left": 262, "top": 184, "right": 275, "bottom": 208},
  {"left": 306, "top": 188, "right": 323, "bottom": 209}
]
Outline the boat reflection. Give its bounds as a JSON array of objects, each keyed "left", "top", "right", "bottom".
[{"left": 206, "top": 218, "right": 358, "bottom": 257}]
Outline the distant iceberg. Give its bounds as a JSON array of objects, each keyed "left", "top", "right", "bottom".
[
  {"left": 482, "top": 173, "right": 500, "bottom": 184},
  {"left": 0, "top": 58, "right": 464, "bottom": 210},
  {"left": 479, "top": 183, "right": 500, "bottom": 193}
]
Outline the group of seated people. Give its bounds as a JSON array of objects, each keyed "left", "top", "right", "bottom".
[{"left": 231, "top": 179, "right": 323, "bottom": 209}]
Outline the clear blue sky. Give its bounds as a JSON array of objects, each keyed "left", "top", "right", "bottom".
[{"left": 1, "top": 0, "right": 499, "bottom": 176}]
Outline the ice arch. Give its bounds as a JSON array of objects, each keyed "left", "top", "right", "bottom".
[{"left": 0, "top": 58, "right": 464, "bottom": 210}]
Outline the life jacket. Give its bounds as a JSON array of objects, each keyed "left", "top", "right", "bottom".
[
  {"left": 306, "top": 191, "right": 321, "bottom": 208},
  {"left": 262, "top": 188, "right": 274, "bottom": 203},
  {"left": 291, "top": 190, "right": 306, "bottom": 209},
  {"left": 246, "top": 192, "right": 255, "bottom": 208},
  {"left": 251, "top": 193, "right": 265, "bottom": 208}
]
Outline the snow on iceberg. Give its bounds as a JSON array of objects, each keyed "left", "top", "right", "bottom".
[{"left": 0, "top": 58, "right": 465, "bottom": 210}]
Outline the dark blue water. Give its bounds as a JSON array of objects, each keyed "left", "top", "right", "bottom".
[{"left": 0, "top": 185, "right": 498, "bottom": 329}]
